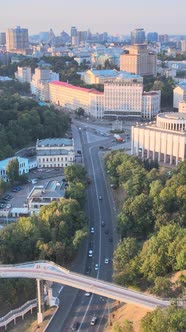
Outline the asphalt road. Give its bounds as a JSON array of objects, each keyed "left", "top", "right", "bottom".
[{"left": 45, "top": 121, "right": 131, "bottom": 332}]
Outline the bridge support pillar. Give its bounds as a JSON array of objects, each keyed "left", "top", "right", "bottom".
[{"left": 37, "top": 279, "right": 44, "bottom": 324}]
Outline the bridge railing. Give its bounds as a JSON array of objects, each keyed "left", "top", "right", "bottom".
[{"left": 0, "top": 299, "right": 37, "bottom": 329}]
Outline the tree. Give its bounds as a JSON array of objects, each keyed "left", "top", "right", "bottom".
[
  {"left": 153, "top": 277, "right": 173, "bottom": 297},
  {"left": 113, "top": 320, "right": 134, "bottom": 332},
  {"left": 113, "top": 238, "right": 139, "bottom": 271},
  {"left": 6, "top": 158, "right": 19, "bottom": 185},
  {"left": 141, "top": 306, "right": 186, "bottom": 332},
  {"left": 75, "top": 107, "right": 85, "bottom": 117}
]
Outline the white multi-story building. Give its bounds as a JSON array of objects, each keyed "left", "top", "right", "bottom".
[
  {"left": 31, "top": 67, "right": 59, "bottom": 101},
  {"left": 104, "top": 74, "right": 144, "bottom": 118},
  {"left": 173, "top": 82, "right": 186, "bottom": 108},
  {"left": 131, "top": 113, "right": 186, "bottom": 165},
  {"left": 49, "top": 81, "right": 104, "bottom": 117},
  {"left": 15, "top": 66, "right": 32, "bottom": 83},
  {"left": 49, "top": 75, "right": 160, "bottom": 119},
  {"left": 36, "top": 138, "right": 75, "bottom": 169},
  {"left": 142, "top": 91, "right": 161, "bottom": 119}
]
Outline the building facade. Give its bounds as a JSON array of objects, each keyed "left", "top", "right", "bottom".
[
  {"left": 104, "top": 75, "right": 144, "bottom": 118},
  {"left": 131, "top": 113, "right": 186, "bottom": 165},
  {"left": 6, "top": 26, "right": 29, "bottom": 52},
  {"left": 31, "top": 67, "right": 59, "bottom": 101},
  {"left": 15, "top": 66, "right": 32, "bottom": 83},
  {"left": 120, "top": 44, "right": 157, "bottom": 77},
  {"left": 36, "top": 138, "right": 75, "bottom": 168},
  {"left": 131, "top": 28, "right": 145, "bottom": 45},
  {"left": 173, "top": 83, "right": 186, "bottom": 108},
  {"left": 142, "top": 91, "right": 161, "bottom": 119},
  {"left": 49, "top": 77, "right": 160, "bottom": 120}
]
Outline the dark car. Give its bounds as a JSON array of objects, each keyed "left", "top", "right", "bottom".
[{"left": 71, "top": 321, "right": 80, "bottom": 330}]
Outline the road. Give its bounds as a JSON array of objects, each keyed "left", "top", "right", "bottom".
[{"left": 46, "top": 121, "right": 131, "bottom": 331}]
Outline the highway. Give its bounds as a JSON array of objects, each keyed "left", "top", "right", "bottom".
[{"left": 0, "top": 260, "right": 170, "bottom": 310}]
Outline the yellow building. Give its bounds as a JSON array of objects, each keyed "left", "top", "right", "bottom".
[
  {"left": 120, "top": 44, "right": 157, "bottom": 77},
  {"left": 49, "top": 81, "right": 104, "bottom": 118}
]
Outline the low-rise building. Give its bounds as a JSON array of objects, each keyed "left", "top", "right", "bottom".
[
  {"left": 27, "top": 182, "right": 65, "bottom": 215},
  {"left": 131, "top": 112, "right": 186, "bottom": 165},
  {"left": 36, "top": 138, "right": 75, "bottom": 168}
]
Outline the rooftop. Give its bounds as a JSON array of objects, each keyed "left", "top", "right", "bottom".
[
  {"left": 50, "top": 81, "right": 99, "bottom": 93},
  {"left": 36, "top": 138, "right": 73, "bottom": 147}
]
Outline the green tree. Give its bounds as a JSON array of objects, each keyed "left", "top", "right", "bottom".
[{"left": 6, "top": 158, "right": 19, "bottom": 185}]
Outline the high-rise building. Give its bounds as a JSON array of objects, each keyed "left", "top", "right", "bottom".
[
  {"left": 158, "top": 34, "right": 169, "bottom": 44},
  {"left": 71, "top": 26, "right": 78, "bottom": 45},
  {"left": 147, "top": 32, "right": 158, "bottom": 43},
  {"left": 120, "top": 44, "right": 157, "bottom": 77},
  {"left": 0, "top": 32, "right": 6, "bottom": 45},
  {"left": 6, "top": 26, "right": 29, "bottom": 52},
  {"left": 181, "top": 40, "right": 186, "bottom": 53},
  {"left": 131, "top": 28, "right": 145, "bottom": 44}
]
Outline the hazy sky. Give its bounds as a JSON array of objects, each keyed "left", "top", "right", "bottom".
[{"left": 1, "top": 0, "right": 185, "bottom": 36}]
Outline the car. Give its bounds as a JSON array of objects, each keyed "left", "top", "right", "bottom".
[
  {"left": 104, "top": 258, "right": 109, "bottom": 264},
  {"left": 105, "top": 228, "right": 109, "bottom": 235},
  {"left": 71, "top": 321, "right": 80, "bottom": 330},
  {"left": 101, "top": 220, "right": 105, "bottom": 227},
  {"left": 99, "top": 196, "right": 102, "bottom": 200},
  {"left": 95, "top": 264, "right": 99, "bottom": 271},
  {"left": 109, "top": 236, "right": 113, "bottom": 243},
  {"left": 85, "top": 291, "right": 91, "bottom": 297},
  {"left": 90, "top": 316, "right": 97, "bottom": 326},
  {"left": 99, "top": 146, "right": 104, "bottom": 150},
  {"left": 90, "top": 227, "right": 95, "bottom": 233},
  {"left": 88, "top": 250, "right": 93, "bottom": 257}
]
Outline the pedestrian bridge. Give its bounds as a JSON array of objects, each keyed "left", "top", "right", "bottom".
[{"left": 0, "top": 260, "right": 170, "bottom": 310}]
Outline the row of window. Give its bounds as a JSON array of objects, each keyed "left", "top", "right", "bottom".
[{"left": 38, "top": 157, "right": 73, "bottom": 162}]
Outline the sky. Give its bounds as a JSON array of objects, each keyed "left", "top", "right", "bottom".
[{"left": 0, "top": 0, "right": 186, "bottom": 36}]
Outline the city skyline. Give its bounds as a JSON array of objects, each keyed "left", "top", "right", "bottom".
[{"left": 1, "top": 0, "right": 186, "bottom": 36}]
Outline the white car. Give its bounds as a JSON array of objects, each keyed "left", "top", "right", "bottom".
[
  {"left": 104, "top": 258, "right": 109, "bottom": 264},
  {"left": 85, "top": 291, "right": 91, "bottom": 297},
  {"left": 90, "top": 227, "right": 95, "bottom": 233},
  {"left": 95, "top": 264, "right": 99, "bottom": 270},
  {"left": 88, "top": 250, "right": 93, "bottom": 257}
]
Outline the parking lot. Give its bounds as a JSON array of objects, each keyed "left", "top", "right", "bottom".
[{"left": 0, "top": 168, "right": 65, "bottom": 221}]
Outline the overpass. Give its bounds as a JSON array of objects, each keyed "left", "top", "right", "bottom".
[{"left": 0, "top": 260, "right": 170, "bottom": 310}]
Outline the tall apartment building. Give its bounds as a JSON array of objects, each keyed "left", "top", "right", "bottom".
[
  {"left": 173, "top": 82, "right": 186, "bottom": 108},
  {"left": 6, "top": 26, "right": 29, "bottom": 52},
  {"left": 31, "top": 67, "right": 59, "bottom": 101},
  {"left": 147, "top": 32, "right": 158, "bottom": 43},
  {"left": 71, "top": 26, "right": 78, "bottom": 46},
  {"left": 0, "top": 32, "right": 6, "bottom": 45},
  {"left": 131, "top": 28, "right": 145, "bottom": 44},
  {"left": 120, "top": 44, "right": 157, "bottom": 77},
  {"left": 15, "top": 66, "right": 32, "bottom": 83},
  {"left": 181, "top": 40, "right": 186, "bottom": 53}
]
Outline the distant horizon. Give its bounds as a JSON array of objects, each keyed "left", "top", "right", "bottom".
[{"left": 1, "top": 0, "right": 185, "bottom": 36}]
